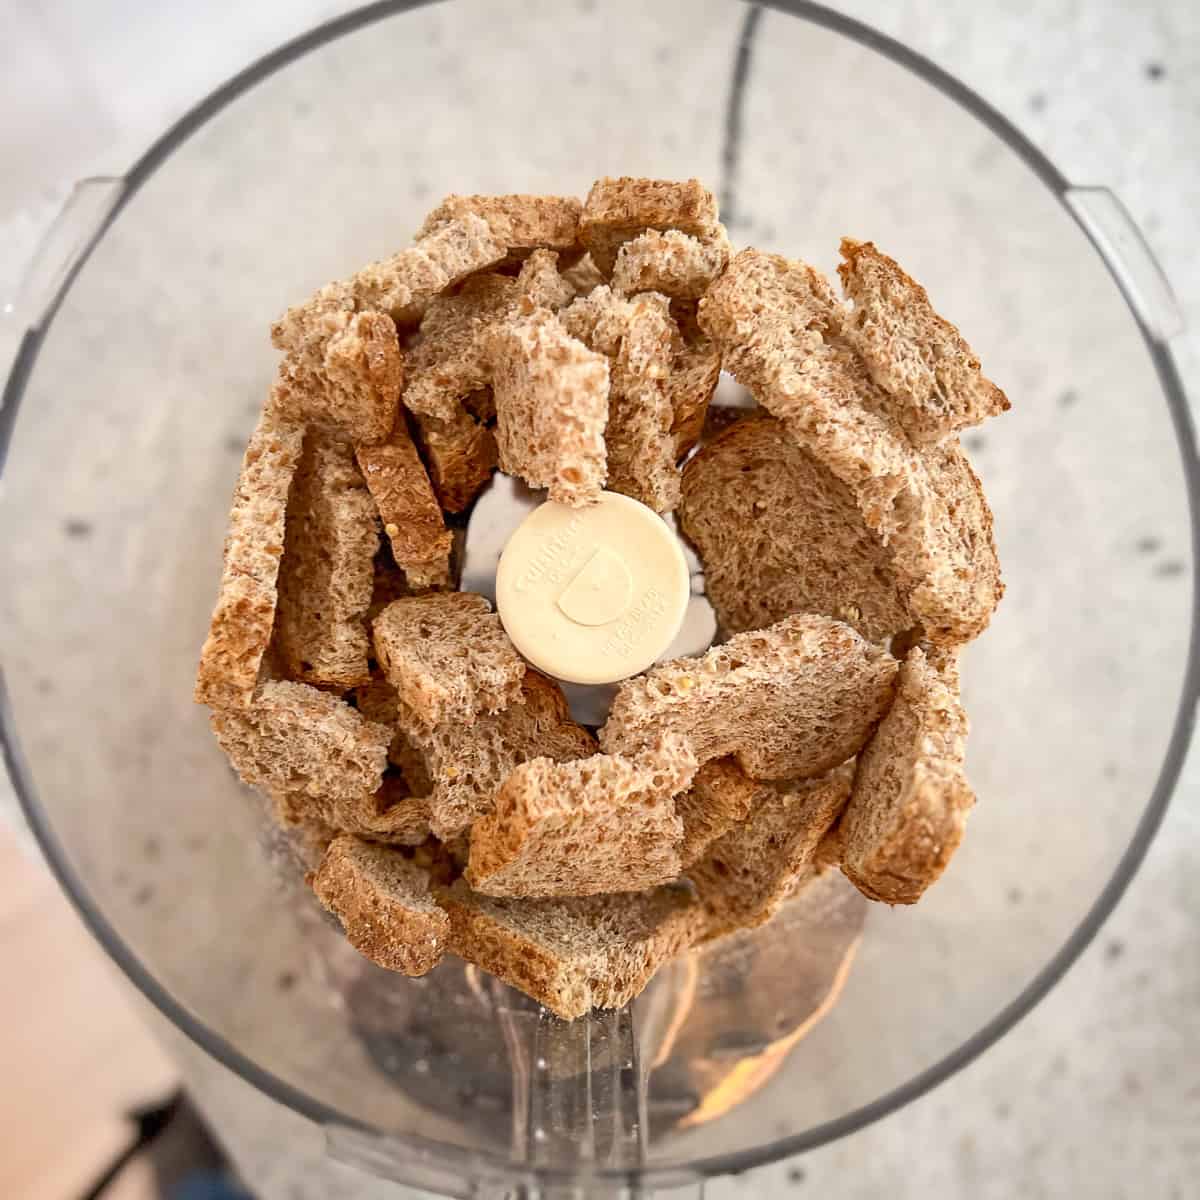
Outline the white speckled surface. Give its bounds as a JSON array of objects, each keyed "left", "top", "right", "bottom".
[{"left": 2, "top": 2, "right": 1197, "bottom": 1198}]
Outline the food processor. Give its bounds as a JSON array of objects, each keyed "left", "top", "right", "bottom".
[{"left": 1, "top": 1, "right": 1193, "bottom": 1197}]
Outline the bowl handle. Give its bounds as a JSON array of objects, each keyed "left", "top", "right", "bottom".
[{"left": 1064, "top": 186, "right": 1184, "bottom": 344}]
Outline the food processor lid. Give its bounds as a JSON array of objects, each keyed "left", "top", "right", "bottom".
[{"left": 1, "top": 0, "right": 1195, "bottom": 1192}]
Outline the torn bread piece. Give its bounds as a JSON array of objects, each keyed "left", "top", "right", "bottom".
[
  {"left": 485, "top": 307, "right": 610, "bottom": 506},
  {"left": 679, "top": 415, "right": 911, "bottom": 642},
  {"left": 407, "top": 670, "right": 595, "bottom": 840},
  {"left": 269, "top": 309, "right": 403, "bottom": 445},
  {"left": 561, "top": 286, "right": 680, "bottom": 511},
  {"left": 561, "top": 252, "right": 607, "bottom": 297},
  {"left": 887, "top": 440, "right": 1004, "bottom": 646},
  {"left": 274, "top": 775, "right": 432, "bottom": 847},
  {"left": 271, "top": 216, "right": 504, "bottom": 386},
  {"left": 313, "top": 836, "right": 450, "bottom": 976},
  {"left": 601, "top": 613, "right": 898, "bottom": 782},
  {"left": 580, "top": 177, "right": 721, "bottom": 275},
  {"left": 839, "top": 647, "right": 974, "bottom": 904},
  {"left": 466, "top": 736, "right": 697, "bottom": 898},
  {"left": 838, "top": 238, "right": 1010, "bottom": 445},
  {"left": 355, "top": 418, "right": 452, "bottom": 590},
  {"left": 441, "top": 880, "right": 702, "bottom": 1020},
  {"left": 274, "top": 431, "right": 379, "bottom": 688},
  {"left": 698, "top": 248, "right": 913, "bottom": 524},
  {"left": 612, "top": 228, "right": 731, "bottom": 301},
  {"left": 372, "top": 592, "right": 526, "bottom": 728},
  {"left": 675, "top": 758, "right": 759, "bottom": 869},
  {"left": 417, "top": 193, "right": 582, "bottom": 264},
  {"left": 410, "top": 404, "right": 498, "bottom": 513},
  {"left": 195, "top": 408, "right": 305, "bottom": 708},
  {"left": 689, "top": 762, "right": 854, "bottom": 939},
  {"left": 211, "top": 680, "right": 390, "bottom": 805},
  {"left": 403, "top": 253, "right": 574, "bottom": 422},
  {"left": 667, "top": 301, "right": 722, "bottom": 459}
]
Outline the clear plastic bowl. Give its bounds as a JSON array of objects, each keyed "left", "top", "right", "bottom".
[{"left": 1, "top": 2, "right": 1194, "bottom": 1196}]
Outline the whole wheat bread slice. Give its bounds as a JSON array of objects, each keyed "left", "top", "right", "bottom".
[
  {"left": 313, "top": 836, "right": 450, "bottom": 975},
  {"left": 561, "top": 252, "right": 607, "bottom": 297},
  {"left": 211, "top": 680, "right": 390, "bottom": 804},
  {"left": 355, "top": 418, "right": 452, "bottom": 590},
  {"left": 601, "top": 613, "right": 898, "bottom": 781},
  {"left": 675, "top": 758, "right": 759, "bottom": 869},
  {"left": 466, "top": 737, "right": 696, "bottom": 898},
  {"left": 679, "top": 415, "right": 911, "bottom": 642},
  {"left": 196, "top": 408, "right": 306, "bottom": 709},
  {"left": 405, "top": 670, "right": 595, "bottom": 840},
  {"left": 666, "top": 300, "right": 722, "bottom": 459},
  {"left": 580, "top": 177, "right": 721, "bottom": 275},
  {"left": 838, "top": 238, "right": 1010, "bottom": 445},
  {"left": 410, "top": 404, "right": 498, "bottom": 513},
  {"left": 417, "top": 194, "right": 582, "bottom": 264},
  {"left": 440, "top": 879, "right": 702, "bottom": 1019},
  {"left": 485, "top": 307, "right": 610, "bottom": 506},
  {"left": 838, "top": 647, "right": 974, "bottom": 904},
  {"left": 611, "top": 228, "right": 731, "bottom": 301},
  {"left": 273, "top": 431, "right": 379, "bottom": 688},
  {"left": 274, "top": 774, "right": 432, "bottom": 847},
  {"left": 561, "top": 286, "right": 681, "bottom": 511},
  {"left": 372, "top": 592, "right": 526, "bottom": 728},
  {"left": 688, "top": 762, "right": 854, "bottom": 939},
  {"left": 269, "top": 310, "right": 403, "bottom": 445}
]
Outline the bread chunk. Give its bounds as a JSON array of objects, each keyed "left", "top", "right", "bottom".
[
  {"left": 195, "top": 408, "right": 306, "bottom": 708},
  {"left": 313, "top": 836, "right": 449, "bottom": 975},
  {"left": 211, "top": 681, "right": 390, "bottom": 804},
  {"left": 675, "top": 758, "right": 759, "bottom": 869},
  {"left": 407, "top": 671, "right": 596, "bottom": 840},
  {"left": 689, "top": 763, "right": 853, "bottom": 938},
  {"left": 441, "top": 880, "right": 702, "bottom": 1019},
  {"left": 581, "top": 177, "right": 720, "bottom": 274},
  {"left": 680, "top": 415, "right": 911, "bottom": 642},
  {"left": 839, "top": 647, "right": 974, "bottom": 904},
  {"left": 612, "top": 228, "right": 731, "bottom": 301},
  {"left": 372, "top": 592, "right": 526, "bottom": 728},
  {"left": 355, "top": 419, "right": 451, "bottom": 590},
  {"left": 417, "top": 193, "right": 582, "bottom": 264},
  {"left": 466, "top": 737, "right": 696, "bottom": 897},
  {"left": 274, "top": 431, "right": 379, "bottom": 687},
  {"left": 838, "top": 238, "right": 1009, "bottom": 444},
  {"left": 601, "top": 614, "right": 897, "bottom": 781},
  {"left": 561, "top": 286, "right": 680, "bottom": 511},
  {"left": 486, "top": 308, "right": 610, "bottom": 506}
]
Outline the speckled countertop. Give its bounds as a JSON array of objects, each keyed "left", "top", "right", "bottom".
[{"left": 2, "top": 2, "right": 1197, "bottom": 1198}]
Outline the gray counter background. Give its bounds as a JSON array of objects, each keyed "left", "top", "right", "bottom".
[{"left": 2, "top": 1, "right": 1197, "bottom": 1197}]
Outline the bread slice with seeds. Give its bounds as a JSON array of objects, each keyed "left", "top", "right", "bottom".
[
  {"left": 273, "top": 431, "right": 379, "bottom": 688},
  {"left": 466, "top": 736, "right": 696, "bottom": 897},
  {"left": 440, "top": 879, "right": 702, "bottom": 1019},
  {"left": 312, "top": 836, "right": 449, "bottom": 976},
  {"left": 601, "top": 613, "right": 897, "bottom": 782},
  {"left": 355, "top": 418, "right": 452, "bottom": 590},
  {"left": 838, "top": 647, "right": 974, "bottom": 904},
  {"left": 195, "top": 407, "right": 305, "bottom": 708},
  {"left": 679, "top": 415, "right": 911, "bottom": 642},
  {"left": 372, "top": 592, "right": 526, "bottom": 728},
  {"left": 838, "top": 238, "right": 1009, "bottom": 445}
]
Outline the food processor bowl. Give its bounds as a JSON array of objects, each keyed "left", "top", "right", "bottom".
[{"left": 1, "top": 1, "right": 1193, "bottom": 1196}]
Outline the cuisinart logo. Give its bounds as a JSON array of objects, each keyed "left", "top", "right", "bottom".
[
  {"left": 600, "top": 585, "right": 667, "bottom": 660},
  {"left": 513, "top": 515, "right": 584, "bottom": 594}
]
